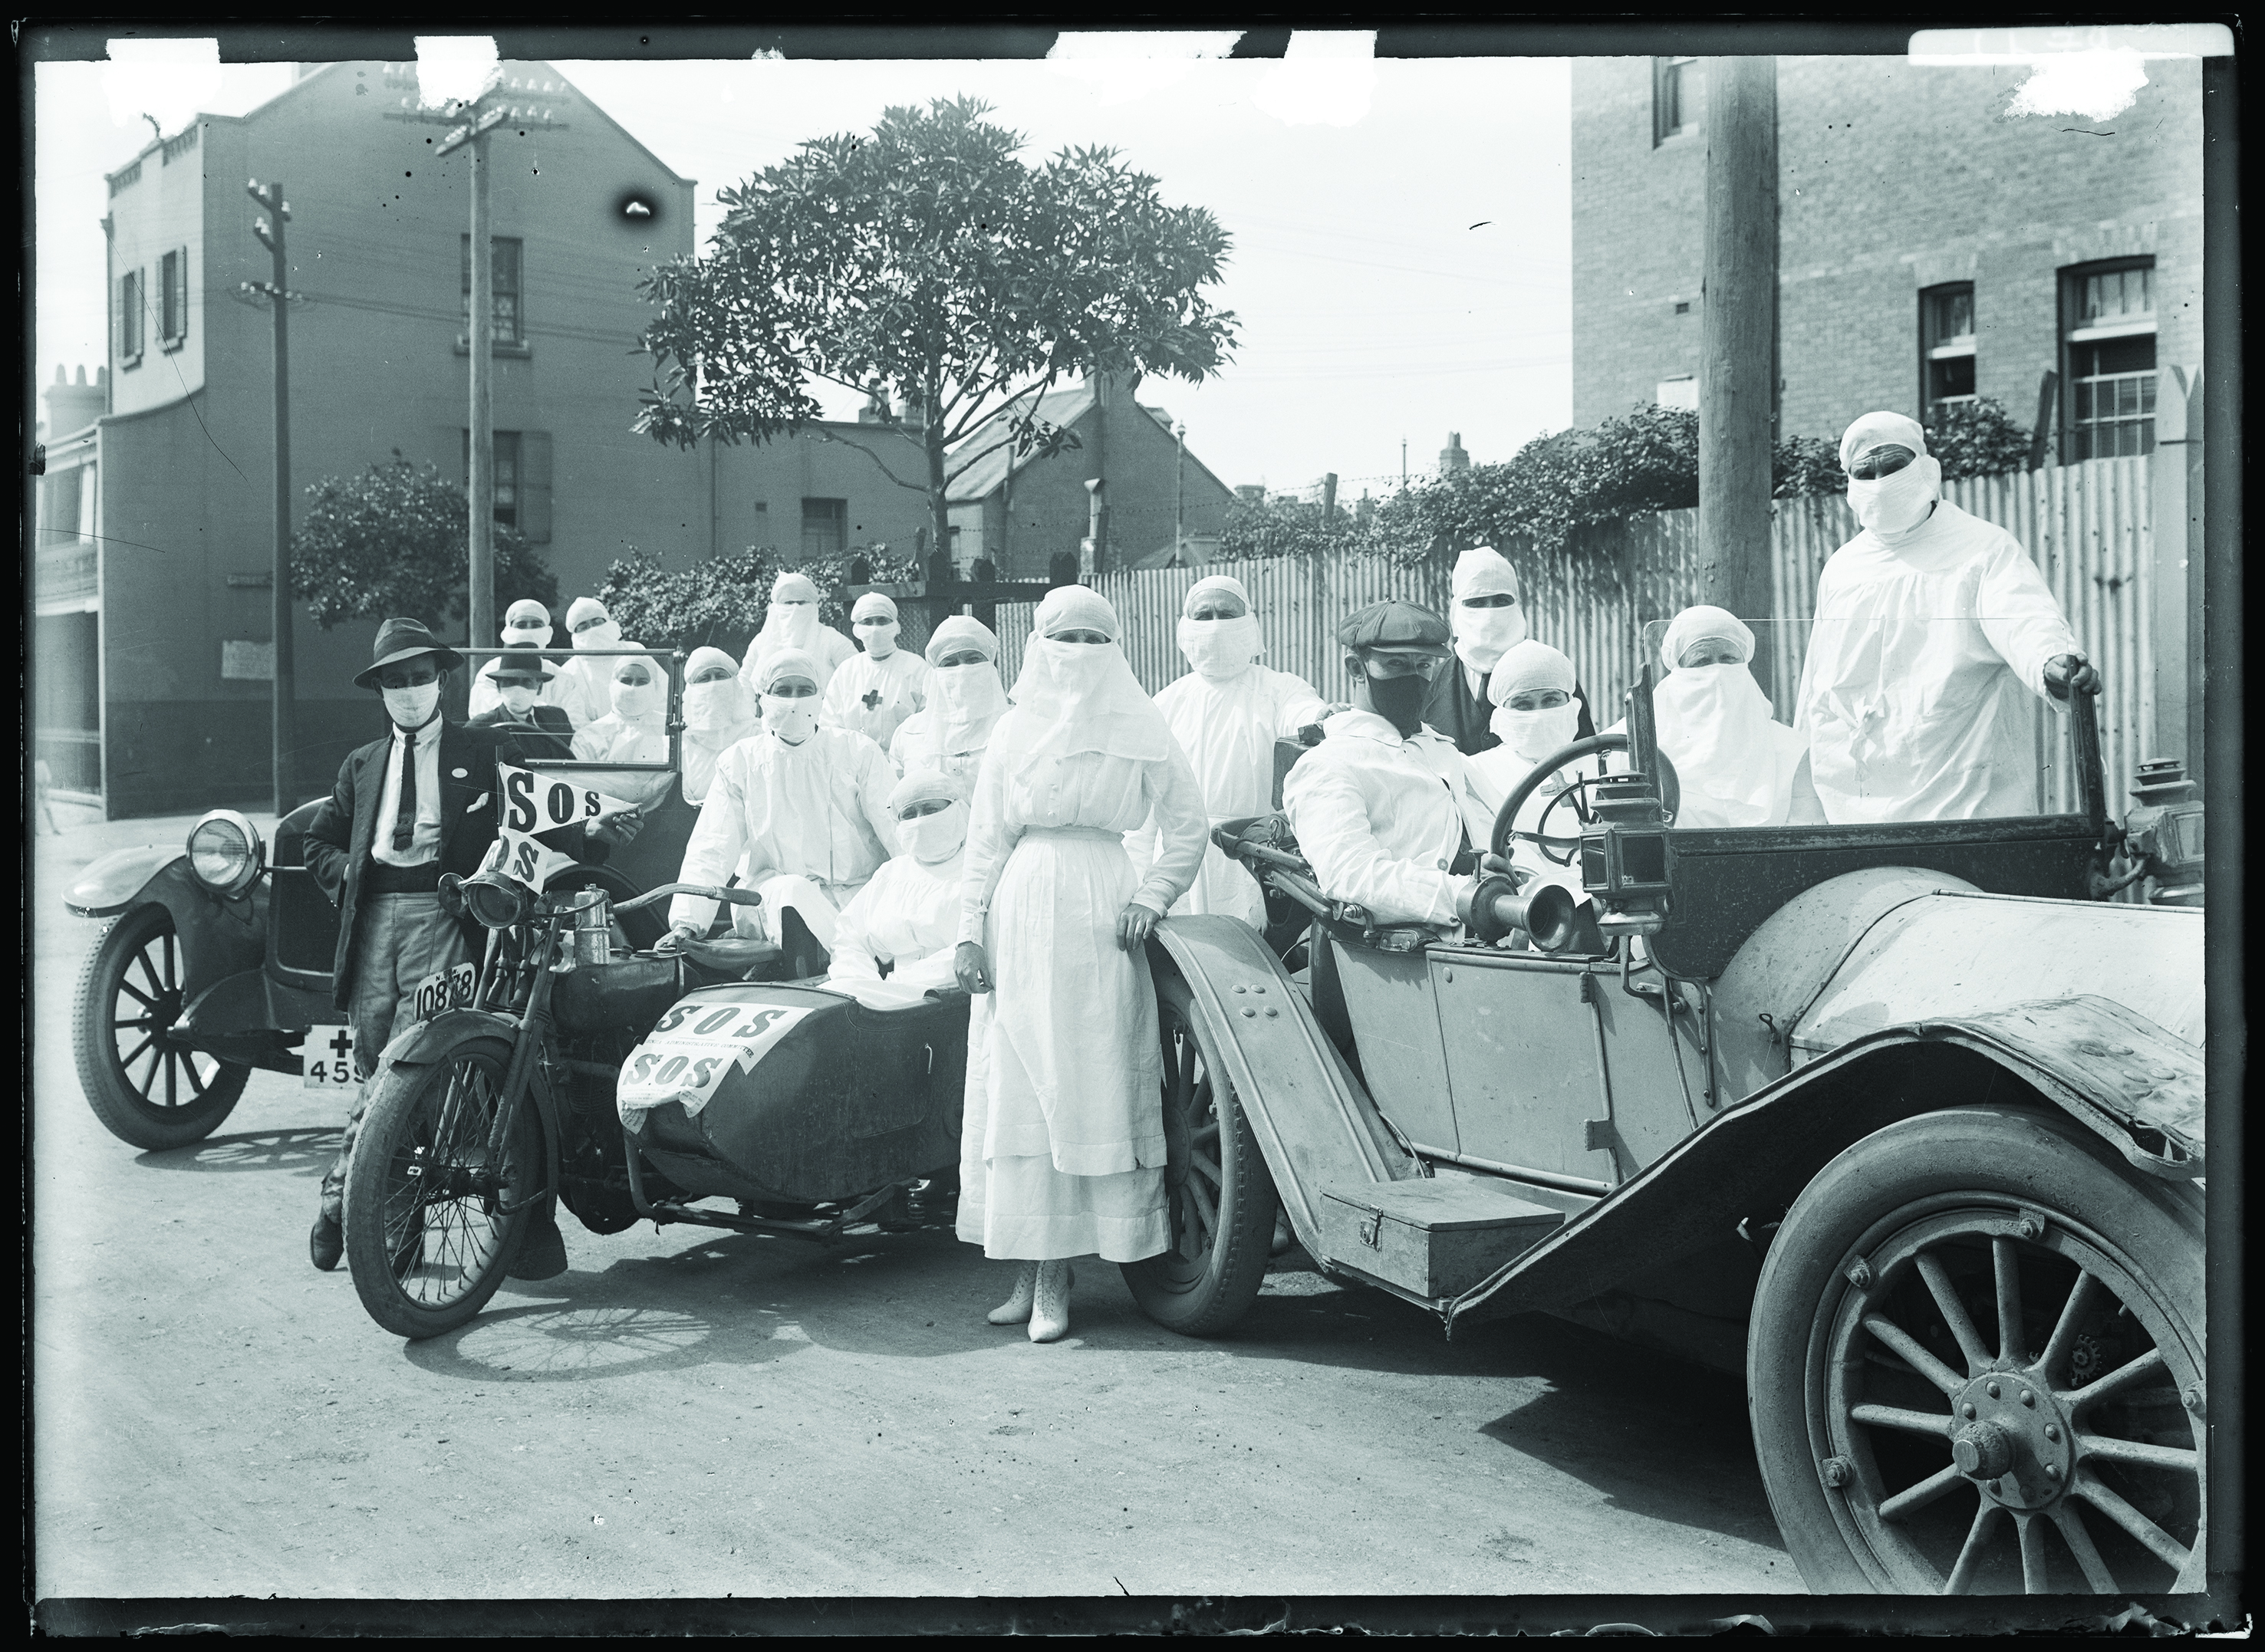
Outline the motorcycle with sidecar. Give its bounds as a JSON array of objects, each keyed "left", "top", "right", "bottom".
[{"left": 1123, "top": 624, "right": 2207, "bottom": 1598}]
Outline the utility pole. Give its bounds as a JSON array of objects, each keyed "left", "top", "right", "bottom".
[
  {"left": 1401, "top": 437, "right": 1408, "bottom": 489},
  {"left": 245, "top": 179, "right": 295, "bottom": 816},
  {"left": 439, "top": 102, "right": 506, "bottom": 648},
  {"left": 1174, "top": 422, "right": 1187, "bottom": 564},
  {"left": 1697, "top": 55, "right": 1780, "bottom": 703}
]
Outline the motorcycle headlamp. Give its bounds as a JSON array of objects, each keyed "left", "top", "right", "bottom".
[
  {"left": 457, "top": 867, "right": 534, "bottom": 930},
  {"left": 186, "top": 809, "right": 264, "bottom": 898}
]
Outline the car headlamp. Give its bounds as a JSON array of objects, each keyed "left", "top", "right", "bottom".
[
  {"left": 186, "top": 809, "right": 264, "bottom": 898},
  {"left": 1579, "top": 773, "right": 1672, "bottom": 937}
]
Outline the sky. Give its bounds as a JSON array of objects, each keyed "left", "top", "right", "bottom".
[{"left": 32, "top": 35, "right": 1573, "bottom": 496}]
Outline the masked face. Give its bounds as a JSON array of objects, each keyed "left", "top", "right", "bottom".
[
  {"left": 1846, "top": 453, "right": 1941, "bottom": 537},
  {"left": 683, "top": 676, "right": 743, "bottom": 737},
  {"left": 769, "top": 600, "right": 818, "bottom": 645},
  {"left": 499, "top": 683, "right": 541, "bottom": 717},
  {"left": 1452, "top": 597, "right": 1528, "bottom": 673},
  {"left": 1358, "top": 660, "right": 1432, "bottom": 737},
  {"left": 1039, "top": 635, "right": 1114, "bottom": 693},
  {"left": 503, "top": 619, "right": 553, "bottom": 649},
  {"left": 382, "top": 681, "right": 442, "bottom": 729},
  {"left": 854, "top": 617, "right": 899, "bottom": 659},
  {"left": 897, "top": 799, "right": 968, "bottom": 865},
  {"left": 933, "top": 659, "right": 998, "bottom": 715},
  {"left": 1177, "top": 614, "right": 1264, "bottom": 682},
  {"left": 1491, "top": 701, "right": 1582, "bottom": 762},
  {"left": 573, "top": 616, "right": 622, "bottom": 650},
  {"left": 762, "top": 689, "right": 819, "bottom": 745}
]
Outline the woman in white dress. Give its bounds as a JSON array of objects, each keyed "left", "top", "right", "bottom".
[
  {"left": 740, "top": 571, "right": 857, "bottom": 703},
  {"left": 951, "top": 586, "right": 1209, "bottom": 1344},
  {"left": 888, "top": 615, "right": 1010, "bottom": 790},
  {"left": 679, "top": 646, "right": 762, "bottom": 808}
]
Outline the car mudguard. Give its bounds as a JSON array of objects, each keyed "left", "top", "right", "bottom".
[
  {"left": 376, "top": 1008, "right": 565, "bottom": 1211},
  {"left": 176, "top": 966, "right": 305, "bottom": 1074},
  {"left": 69, "top": 857, "right": 267, "bottom": 1009},
  {"left": 1440, "top": 992, "right": 2204, "bottom": 1337},
  {"left": 64, "top": 845, "right": 188, "bottom": 917},
  {"left": 1147, "top": 916, "right": 1419, "bottom": 1259}
]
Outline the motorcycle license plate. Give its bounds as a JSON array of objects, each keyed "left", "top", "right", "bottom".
[
  {"left": 304, "top": 1024, "right": 356, "bottom": 1089},
  {"left": 407, "top": 961, "right": 479, "bottom": 1025}
]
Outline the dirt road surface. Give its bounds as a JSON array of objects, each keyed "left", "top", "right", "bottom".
[{"left": 31, "top": 812, "right": 1796, "bottom": 1604}]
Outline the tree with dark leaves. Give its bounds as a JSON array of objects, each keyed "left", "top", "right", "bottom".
[
  {"left": 290, "top": 456, "right": 555, "bottom": 632},
  {"left": 633, "top": 97, "right": 1239, "bottom": 558}
]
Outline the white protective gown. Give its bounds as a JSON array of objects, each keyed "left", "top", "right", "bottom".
[
  {"left": 1282, "top": 710, "right": 1500, "bottom": 928},
  {"left": 1125, "top": 664, "right": 1328, "bottom": 929},
  {"left": 1794, "top": 500, "right": 2080, "bottom": 823},
  {"left": 954, "top": 743, "right": 1207, "bottom": 1263},
  {"left": 888, "top": 707, "right": 1000, "bottom": 791},
  {"left": 822, "top": 647, "right": 931, "bottom": 751},
  {"left": 742, "top": 623, "right": 857, "bottom": 702},
  {"left": 826, "top": 850, "right": 966, "bottom": 1007},
  {"left": 1468, "top": 746, "right": 1605, "bottom": 907},
  {"left": 666, "top": 726, "right": 900, "bottom": 953}
]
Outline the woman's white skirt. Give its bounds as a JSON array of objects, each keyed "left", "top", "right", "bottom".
[{"left": 955, "top": 830, "right": 1169, "bottom": 1263}]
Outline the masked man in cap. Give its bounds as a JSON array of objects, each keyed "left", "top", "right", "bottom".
[
  {"left": 303, "top": 618, "right": 645, "bottom": 1277},
  {"left": 1424, "top": 546, "right": 1598, "bottom": 756},
  {"left": 466, "top": 640, "right": 576, "bottom": 759},
  {"left": 1282, "top": 601, "right": 1501, "bottom": 928},
  {"left": 1794, "top": 411, "right": 2098, "bottom": 822},
  {"left": 822, "top": 590, "right": 930, "bottom": 750}
]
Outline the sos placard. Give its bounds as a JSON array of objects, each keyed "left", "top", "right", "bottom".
[
  {"left": 614, "top": 1002, "right": 815, "bottom": 1126},
  {"left": 492, "top": 763, "right": 638, "bottom": 892}
]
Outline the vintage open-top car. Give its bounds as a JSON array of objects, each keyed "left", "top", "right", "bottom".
[{"left": 1126, "top": 640, "right": 2207, "bottom": 1597}]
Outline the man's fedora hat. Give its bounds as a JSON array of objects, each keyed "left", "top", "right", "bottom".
[{"left": 354, "top": 617, "right": 464, "bottom": 689}]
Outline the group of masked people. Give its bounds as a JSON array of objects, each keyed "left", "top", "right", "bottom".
[{"left": 305, "top": 408, "right": 2098, "bottom": 1339}]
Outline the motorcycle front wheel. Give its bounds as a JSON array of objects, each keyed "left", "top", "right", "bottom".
[{"left": 345, "top": 1037, "right": 545, "bottom": 1340}]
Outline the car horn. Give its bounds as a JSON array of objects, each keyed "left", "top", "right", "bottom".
[{"left": 1457, "top": 870, "right": 1579, "bottom": 952}]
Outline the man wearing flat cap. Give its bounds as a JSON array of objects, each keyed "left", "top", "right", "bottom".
[
  {"left": 1280, "top": 600, "right": 1503, "bottom": 928},
  {"left": 302, "top": 617, "right": 644, "bottom": 1277}
]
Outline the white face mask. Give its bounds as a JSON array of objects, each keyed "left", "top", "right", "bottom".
[
  {"left": 763, "top": 693, "right": 818, "bottom": 745},
  {"left": 1039, "top": 637, "right": 1114, "bottom": 693},
  {"left": 1453, "top": 601, "right": 1528, "bottom": 673},
  {"left": 383, "top": 682, "right": 441, "bottom": 729},
  {"left": 1177, "top": 614, "right": 1263, "bottom": 682},
  {"left": 574, "top": 619, "right": 622, "bottom": 650},
  {"left": 769, "top": 601, "right": 819, "bottom": 644},
  {"left": 1847, "top": 455, "right": 1941, "bottom": 537},
  {"left": 933, "top": 660, "right": 998, "bottom": 714},
  {"left": 855, "top": 618, "right": 899, "bottom": 659},
  {"left": 898, "top": 801, "right": 968, "bottom": 865},
  {"left": 611, "top": 674, "right": 663, "bottom": 722},
  {"left": 499, "top": 685, "right": 540, "bottom": 717},
  {"left": 1490, "top": 700, "right": 1582, "bottom": 762},
  {"left": 684, "top": 679, "right": 743, "bottom": 736},
  {"left": 503, "top": 620, "right": 553, "bottom": 648}
]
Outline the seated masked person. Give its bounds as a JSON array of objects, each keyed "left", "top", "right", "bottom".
[
  {"left": 1467, "top": 640, "right": 1608, "bottom": 906},
  {"left": 656, "top": 647, "right": 902, "bottom": 972},
  {"left": 1424, "top": 545, "right": 1599, "bottom": 756},
  {"left": 466, "top": 640, "right": 576, "bottom": 759},
  {"left": 571, "top": 650, "right": 679, "bottom": 811},
  {"left": 465, "top": 599, "right": 564, "bottom": 721},
  {"left": 1279, "top": 600, "right": 1500, "bottom": 930},
  {"left": 680, "top": 646, "right": 762, "bottom": 808},
  {"left": 1602, "top": 605, "right": 1825, "bottom": 829},
  {"left": 825, "top": 768, "right": 971, "bottom": 1009},
  {"left": 303, "top": 618, "right": 643, "bottom": 1279}
]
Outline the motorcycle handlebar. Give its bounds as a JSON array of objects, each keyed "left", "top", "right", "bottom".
[{"left": 612, "top": 883, "right": 765, "bottom": 914}]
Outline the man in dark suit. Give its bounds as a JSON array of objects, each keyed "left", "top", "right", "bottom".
[
  {"left": 466, "top": 640, "right": 577, "bottom": 759},
  {"left": 305, "top": 618, "right": 642, "bottom": 1275}
]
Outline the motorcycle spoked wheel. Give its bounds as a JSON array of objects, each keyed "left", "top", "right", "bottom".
[{"left": 344, "top": 1038, "right": 546, "bottom": 1340}]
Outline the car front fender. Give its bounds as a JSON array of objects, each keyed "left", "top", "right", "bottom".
[
  {"left": 1440, "top": 992, "right": 2203, "bottom": 1336},
  {"left": 64, "top": 845, "right": 183, "bottom": 917},
  {"left": 71, "top": 858, "right": 268, "bottom": 1008}
]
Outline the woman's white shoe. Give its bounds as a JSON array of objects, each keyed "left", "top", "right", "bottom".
[
  {"left": 1028, "top": 1259, "right": 1074, "bottom": 1343},
  {"left": 986, "top": 1261, "right": 1039, "bottom": 1325}
]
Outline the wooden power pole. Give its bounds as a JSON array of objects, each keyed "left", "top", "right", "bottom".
[
  {"left": 1697, "top": 56, "right": 1779, "bottom": 703},
  {"left": 440, "top": 104, "right": 505, "bottom": 649},
  {"left": 246, "top": 179, "right": 296, "bottom": 815}
]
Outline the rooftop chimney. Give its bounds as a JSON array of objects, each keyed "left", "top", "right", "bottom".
[
  {"left": 1439, "top": 432, "right": 1470, "bottom": 475},
  {"left": 44, "top": 364, "right": 106, "bottom": 438}
]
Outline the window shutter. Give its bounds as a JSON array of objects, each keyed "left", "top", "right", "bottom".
[{"left": 519, "top": 430, "right": 552, "bottom": 544}]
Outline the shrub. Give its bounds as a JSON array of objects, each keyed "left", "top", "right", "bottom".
[
  {"left": 594, "top": 545, "right": 923, "bottom": 659},
  {"left": 291, "top": 456, "right": 555, "bottom": 630},
  {"left": 1924, "top": 397, "right": 2033, "bottom": 480},
  {"left": 1218, "top": 495, "right": 1365, "bottom": 561}
]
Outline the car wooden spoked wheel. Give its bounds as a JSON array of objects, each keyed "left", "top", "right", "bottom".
[
  {"left": 73, "top": 904, "right": 249, "bottom": 1150},
  {"left": 1121, "top": 976, "right": 1277, "bottom": 1336},
  {"left": 344, "top": 1039, "right": 542, "bottom": 1340},
  {"left": 1750, "top": 1107, "right": 2204, "bottom": 1595}
]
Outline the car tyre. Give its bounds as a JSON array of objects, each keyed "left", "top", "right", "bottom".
[
  {"left": 1749, "top": 1104, "right": 2204, "bottom": 1596},
  {"left": 73, "top": 903, "right": 250, "bottom": 1150}
]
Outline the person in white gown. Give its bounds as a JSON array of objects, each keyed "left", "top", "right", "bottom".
[
  {"left": 1470, "top": 640, "right": 1610, "bottom": 904},
  {"left": 950, "top": 586, "right": 1208, "bottom": 1344},
  {"left": 679, "top": 646, "right": 762, "bottom": 808},
  {"left": 826, "top": 768, "right": 971, "bottom": 1007},
  {"left": 888, "top": 615, "right": 1010, "bottom": 790},
  {"left": 658, "top": 647, "right": 900, "bottom": 963},
  {"left": 1794, "top": 410, "right": 2098, "bottom": 823},
  {"left": 822, "top": 591, "right": 931, "bottom": 751},
  {"left": 1124, "top": 574, "right": 1334, "bottom": 930},
  {"left": 569, "top": 650, "right": 677, "bottom": 811},
  {"left": 556, "top": 597, "right": 631, "bottom": 730},
  {"left": 740, "top": 571, "right": 857, "bottom": 703},
  {"left": 466, "top": 600, "right": 569, "bottom": 721}
]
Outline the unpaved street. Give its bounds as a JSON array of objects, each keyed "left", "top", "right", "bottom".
[{"left": 31, "top": 813, "right": 1796, "bottom": 1601}]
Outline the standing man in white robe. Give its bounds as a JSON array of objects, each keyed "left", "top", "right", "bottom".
[
  {"left": 1795, "top": 412, "right": 2099, "bottom": 823},
  {"left": 1125, "top": 574, "right": 1335, "bottom": 930},
  {"left": 740, "top": 571, "right": 857, "bottom": 702},
  {"left": 823, "top": 591, "right": 930, "bottom": 751},
  {"left": 889, "top": 615, "right": 1010, "bottom": 790}
]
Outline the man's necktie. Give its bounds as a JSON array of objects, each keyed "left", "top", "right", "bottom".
[{"left": 392, "top": 729, "right": 417, "bottom": 852}]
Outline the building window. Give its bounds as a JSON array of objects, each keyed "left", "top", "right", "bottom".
[
  {"left": 119, "top": 269, "right": 143, "bottom": 364},
  {"left": 461, "top": 235, "right": 524, "bottom": 344},
  {"left": 2061, "top": 258, "right": 2156, "bottom": 460},
  {"left": 1655, "top": 376, "right": 1698, "bottom": 412},
  {"left": 1653, "top": 57, "right": 1702, "bottom": 145},
  {"left": 1919, "top": 281, "right": 1976, "bottom": 418},
  {"left": 802, "top": 498, "right": 848, "bottom": 560},
  {"left": 460, "top": 429, "right": 551, "bottom": 542},
  {"left": 160, "top": 248, "right": 189, "bottom": 347}
]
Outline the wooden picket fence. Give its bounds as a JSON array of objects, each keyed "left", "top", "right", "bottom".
[{"left": 959, "top": 456, "right": 2155, "bottom": 822}]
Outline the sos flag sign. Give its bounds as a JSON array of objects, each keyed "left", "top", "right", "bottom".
[
  {"left": 492, "top": 762, "right": 637, "bottom": 892},
  {"left": 614, "top": 1002, "right": 816, "bottom": 1127}
]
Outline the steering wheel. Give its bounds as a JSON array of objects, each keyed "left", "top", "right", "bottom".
[{"left": 1488, "top": 733, "right": 1681, "bottom": 866}]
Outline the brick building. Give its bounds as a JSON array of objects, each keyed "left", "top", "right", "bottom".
[
  {"left": 51, "top": 60, "right": 927, "bottom": 818},
  {"left": 1570, "top": 55, "right": 2203, "bottom": 457}
]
